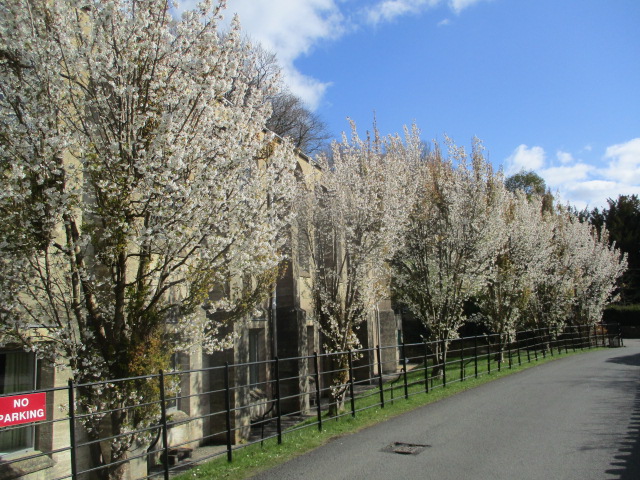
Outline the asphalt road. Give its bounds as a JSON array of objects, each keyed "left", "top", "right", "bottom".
[{"left": 252, "top": 340, "right": 640, "bottom": 480}]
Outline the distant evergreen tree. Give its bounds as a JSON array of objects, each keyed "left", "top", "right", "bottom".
[{"left": 587, "top": 195, "right": 640, "bottom": 304}]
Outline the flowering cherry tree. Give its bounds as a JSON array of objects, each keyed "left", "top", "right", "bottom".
[
  {"left": 477, "top": 192, "right": 554, "bottom": 355},
  {"left": 562, "top": 214, "right": 626, "bottom": 327},
  {"left": 523, "top": 208, "right": 626, "bottom": 349},
  {"left": 392, "top": 138, "right": 505, "bottom": 374},
  {"left": 295, "top": 123, "right": 417, "bottom": 414},
  {"left": 0, "top": 0, "right": 295, "bottom": 477}
]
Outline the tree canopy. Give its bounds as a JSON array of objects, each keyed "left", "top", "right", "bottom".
[
  {"left": 246, "top": 43, "right": 331, "bottom": 154},
  {"left": 587, "top": 195, "right": 640, "bottom": 303},
  {"left": 392, "top": 140, "right": 626, "bottom": 368},
  {"left": 0, "top": 1, "right": 296, "bottom": 477},
  {"left": 504, "top": 169, "right": 554, "bottom": 212},
  {"left": 505, "top": 170, "right": 547, "bottom": 196}
]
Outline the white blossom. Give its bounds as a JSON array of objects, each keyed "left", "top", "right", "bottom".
[
  {"left": 295, "top": 121, "right": 416, "bottom": 412},
  {"left": 477, "top": 192, "right": 554, "bottom": 338},
  {"left": 392, "top": 137, "right": 506, "bottom": 365},
  {"left": 0, "top": 1, "right": 296, "bottom": 476}
]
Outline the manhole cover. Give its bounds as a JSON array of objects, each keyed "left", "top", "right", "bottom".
[{"left": 382, "top": 441, "right": 430, "bottom": 455}]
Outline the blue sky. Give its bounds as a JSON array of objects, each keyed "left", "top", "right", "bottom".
[{"left": 183, "top": 0, "right": 640, "bottom": 210}]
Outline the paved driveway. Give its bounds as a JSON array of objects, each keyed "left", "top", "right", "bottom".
[{"left": 252, "top": 340, "right": 640, "bottom": 480}]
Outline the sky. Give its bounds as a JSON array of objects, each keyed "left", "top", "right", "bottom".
[{"left": 180, "top": 0, "right": 640, "bottom": 210}]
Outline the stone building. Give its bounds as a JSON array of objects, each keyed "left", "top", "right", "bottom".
[{"left": 0, "top": 146, "right": 403, "bottom": 480}]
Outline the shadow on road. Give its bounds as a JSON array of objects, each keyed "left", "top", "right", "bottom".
[
  {"left": 605, "top": 353, "right": 640, "bottom": 479},
  {"left": 606, "top": 352, "right": 640, "bottom": 367}
]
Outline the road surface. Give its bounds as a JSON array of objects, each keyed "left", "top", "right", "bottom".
[{"left": 252, "top": 340, "right": 640, "bottom": 480}]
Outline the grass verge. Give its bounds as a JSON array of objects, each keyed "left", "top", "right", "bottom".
[{"left": 175, "top": 346, "right": 602, "bottom": 480}]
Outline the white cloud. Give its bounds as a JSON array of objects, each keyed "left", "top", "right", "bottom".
[
  {"left": 282, "top": 69, "right": 332, "bottom": 112},
  {"left": 554, "top": 179, "right": 639, "bottom": 211},
  {"left": 177, "top": 0, "right": 342, "bottom": 109},
  {"left": 176, "top": 0, "right": 494, "bottom": 108},
  {"left": 223, "top": 0, "right": 344, "bottom": 109},
  {"left": 504, "top": 144, "right": 546, "bottom": 175},
  {"left": 504, "top": 139, "right": 640, "bottom": 209},
  {"left": 363, "top": 0, "right": 487, "bottom": 25},
  {"left": 602, "top": 138, "right": 640, "bottom": 185},
  {"left": 365, "top": 0, "right": 441, "bottom": 26},
  {"left": 540, "top": 163, "right": 593, "bottom": 187},
  {"left": 556, "top": 150, "right": 574, "bottom": 165},
  {"left": 449, "top": 0, "right": 492, "bottom": 14},
  {"left": 438, "top": 18, "right": 452, "bottom": 27}
]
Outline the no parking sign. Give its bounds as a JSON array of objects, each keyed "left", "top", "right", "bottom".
[{"left": 0, "top": 393, "right": 46, "bottom": 427}]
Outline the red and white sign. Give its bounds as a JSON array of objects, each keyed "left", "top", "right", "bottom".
[{"left": 0, "top": 393, "right": 46, "bottom": 427}]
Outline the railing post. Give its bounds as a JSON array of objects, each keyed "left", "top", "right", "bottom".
[
  {"left": 548, "top": 328, "right": 554, "bottom": 357},
  {"left": 516, "top": 332, "right": 522, "bottom": 366},
  {"left": 376, "top": 345, "right": 385, "bottom": 408},
  {"left": 587, "top": 325, "right": 592, "bottom": 349},
  {"left": 313, "top": 352, "right": 322, "bottom": 432},
  {"left": 487, "top": 335, "right": 491, "bottom": 374},
  {"left": 619, "top": 324, "right": 624, "bottom": 347},
  {"left": 555, "top": 327, "right": 562, "bottom": 355},
  {"left": 460, "top": 339, "right": 465, "bottom": 381},
  {"left": 498, "top": 334, "right": 502, "bottom": 372},
  {"left": 159, "top": 370, "right": 171, "bottom": 479},
  {"left": 423, "top": 341, "right": 430, "bottom": 393},
  {"left": 534, "top": 330, "right": 539, "bottom": 361},
  {"left": 474, "top": 335, "right": 478, "bottom": 378},
  {"left": 224, "top": 363, "right": 233, "bottom": 462},
  {"left": 348, "top": 350, "right": 356, "bottom": 417},
  {"left": 68, "top": 380, "right": 78, "bottom": 480},
  {"left": 274, "top": 357, "right": 282, "bottom": 444},
  {"left": 441, "top": 339, "right": 447, "bottom": 387},
  {"left": 507, "top": 333, "right": 512, "bottom": 369},
  {"left": 402, "top": 342, "right": 409, "bottom": 399}
]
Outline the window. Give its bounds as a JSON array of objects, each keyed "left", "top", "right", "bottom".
[
  {"left": 249, "top": 330, "right": 261, "bottom": 388},
  {"left": 0, "top": 351, "right": 37, "bottom": 455}
]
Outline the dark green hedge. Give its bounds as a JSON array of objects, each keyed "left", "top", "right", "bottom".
[{"left": 603, "top": 304, "right": 640, "bottom": 326}]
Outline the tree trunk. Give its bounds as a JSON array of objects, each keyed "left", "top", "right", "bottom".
[
  {"left": 430, "top": 340, "right": 448, "bottom": 380},
  {"left": 327, "top": 353, "right": 349, "bottom": 417},
  {"left": 84, "top": 405, "right": 132, "bottom": 480}
]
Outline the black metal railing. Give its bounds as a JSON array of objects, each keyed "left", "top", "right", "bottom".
[{"left": 0, "top": 323, "right": 623, "bottom": 480}]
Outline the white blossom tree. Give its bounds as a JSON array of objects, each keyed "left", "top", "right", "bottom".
[
  {"left": 523, "top": 209, "right": 626, "bottom": 349},
  {"left": 476, "top": 192, "right": 554, "bottom": 356},
  {"left": 563, "top": 214, "right": 627, "bottom": 327},
  {"left": 392, "top": 138, "right": 505, "bottom": 374},
  {"left": 0, "top": 1, "right": 295, "bottom": 478},
  {"left": 521, "top": 208, "right": 582, "bottom": 342},
  {"left": 296, "top": 122, "right": 417, "bottom": 414}
]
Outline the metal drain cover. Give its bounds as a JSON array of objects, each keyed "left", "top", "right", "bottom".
[{"left": 383, "top": 442, "right": 430, "bottom": 455}]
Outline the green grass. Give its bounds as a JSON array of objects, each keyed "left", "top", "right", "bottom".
[{"left": 175, "top": 345, "right": 601, "bottom": 480}]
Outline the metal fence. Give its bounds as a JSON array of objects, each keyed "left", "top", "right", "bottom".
[{"left": 0, "top": 323, "right": 623, "bottom": 480}]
